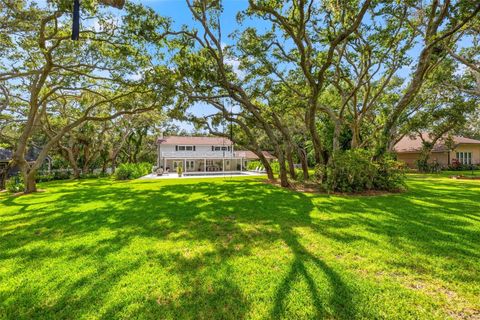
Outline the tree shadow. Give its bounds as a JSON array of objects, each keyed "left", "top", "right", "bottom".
[
  {"left": 0, "top": 178, "right": 357, "bottom": 319},
  {"left": 0, "top": 176, "right": 478, "bottom": 318}
]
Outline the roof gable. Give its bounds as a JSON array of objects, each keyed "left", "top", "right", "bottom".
[{"left": 394, "top": 133, "right": 480, "bottom": 153}]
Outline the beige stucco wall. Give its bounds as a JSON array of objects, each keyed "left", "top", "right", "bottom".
[
  {"left": 397, "top": 152, "right": 449, "bottom": 168},
  {"left": 449, "top": 144, "right": 480, "bottom": 165},
  {"left": 397, "top": 153, "right": 420, "bottom": 168},
  {"left": 397, "top": 144, "right": 480, "bottom": 168}
]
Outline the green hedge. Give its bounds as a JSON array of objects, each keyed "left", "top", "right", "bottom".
[
  {"left": 114, "top": 162, "right": 151, "bottom": 180},
  {"left": 247, "top": 160, "right": 280, "bottom": 174}
]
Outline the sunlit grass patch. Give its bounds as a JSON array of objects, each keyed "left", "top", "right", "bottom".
[{"left": 0, "top": 174, "right": 479, "bottom": 319}]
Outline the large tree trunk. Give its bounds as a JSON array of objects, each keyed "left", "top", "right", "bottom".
[
  {"left": 73, "top": 167, "right": 81, "bottom": 179},
  {"left": 0, "top": 168, "right": 7, "bottom": 190},
  {"left": 297, "top": 147, "right": 309, "bottom": 180},
  {"left": 332, "top": 119, "right": 342, "bottom": 152},
  {"left": 285, "top": 144, "right": 296, "bottom": 179},
  {"left": 24, "top": 170, "right": 37, "bottom": 193},
  {"left": 276, "top": 149, "right": 290, "bottom": 188},
  {"left": 351, "top": 122, "right": 361, "bottom": 149},
  {"left": 255, "top": 151, "right": 274, "bottom": 180},
  {"left": 306, "top": 109, "right": 324, "bottom": 165},
  {"left": 63, "top": 147, "right": 81, "bottom": 179}
]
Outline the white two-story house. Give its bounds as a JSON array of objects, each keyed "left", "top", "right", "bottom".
[{"left": 156, "top": 135, "right": 245, "bottom": 173}]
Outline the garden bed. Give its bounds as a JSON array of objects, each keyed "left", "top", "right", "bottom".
[
  {"left": 451, "top": 175, "right": 480, "bottom": 180},
  {"left": 263, "top": 179, "right": 400, "bottom": 196}
]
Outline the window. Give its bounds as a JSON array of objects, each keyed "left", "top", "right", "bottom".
[
  {"left": 176, "top": 145, "right": 195, "bottom": 151},
  {"left": 206, "top": 160, "right": 214, "bottom": 166},
  {"left": 186, "top": 160, "right": 194, "bottom": 169},
  {"left": 456, "top": 152, "right": 472, "bottom": 165},
  {"left": 213, "top": 146, "right": 231, "bottom": 151}
]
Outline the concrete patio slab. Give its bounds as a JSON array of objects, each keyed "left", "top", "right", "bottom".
[{"left": 140, "top": 171, "right": 265, "bottom": 179}]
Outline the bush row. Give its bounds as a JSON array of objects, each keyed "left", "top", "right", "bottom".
[
  {"left": 415, "top": 159, "right": 479, "bottom": 172},
  {"left": 246, "top": 160, "right": 280, "bottom": 173},
  {"left": 114, "top": 162, "right": 151, "bottom": 180},
  {"left": 36, "top": 171, "right": 111, "bottom": 182}
]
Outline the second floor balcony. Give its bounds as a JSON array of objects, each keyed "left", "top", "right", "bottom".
[{"left": 160, "top": 151, "right": 236, "bottom": 158}]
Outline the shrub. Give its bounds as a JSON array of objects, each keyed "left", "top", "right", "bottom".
[
  {"left": 247, "top": 160, "right": 262, "bottom": 171},
  {"left": 415, "top": 159, "right": 441, "bottom": 173},
  {"left": 294, "top": 168, "right": 305, "bottom": 182},
  {"left": 447, "top": 159, "right": 478, "bottom": 171},
  {"left": 114, "top": 162, "right": 151, "bottom": 180},
  {"left": 246, "top": 160, "right": 281, "bottom": 174},
  {"left": 53, "top": 171, "right": 71, "bottom": 180},
  {"left": 177, "top": 165, "right": 183, "bottom": 176},
  {"left": 79, "top": 172, "right": 111, "bottom": 179},
  {"left": 374, "top": 157, "right": 406, "bottom": 191},
  {"left": 270, "top": 161, "right": 280, "bottom": 174},
  {"left": 319, "top": 149, "right": 405, "bottom": 193},
  {"left": 6, "top": 174, "right": 24, "bottom": 193},
  {"left": 36, "top": 173, "right": 55, "bottom": 182}
]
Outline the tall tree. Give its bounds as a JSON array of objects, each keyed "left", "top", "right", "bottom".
[{"left": 0, "top": 1, "right": 174, "bottom": 192}]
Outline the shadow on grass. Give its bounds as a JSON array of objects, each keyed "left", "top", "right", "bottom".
[{"left": 0, "top": 176, "right": 478, "bottom": 318}]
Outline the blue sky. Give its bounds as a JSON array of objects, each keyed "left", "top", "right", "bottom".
[
  {"left": 138, "top": 0, "right": 250, "bottom": 37},
  {"left": 132, "top": 0, "right": 253, "bottom": 132}
]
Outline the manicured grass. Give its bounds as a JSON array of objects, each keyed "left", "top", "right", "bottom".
[{"left": 0, "top": 174, "right": 479, "bottom": 319}]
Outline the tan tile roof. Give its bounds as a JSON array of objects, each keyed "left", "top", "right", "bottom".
[
  {"left": 158, "top": 136, "right": 233, "bottom": 145},
  {"left": 234, "top": 150, "right": 276, "bottom": 160},
  {"left": 394, "top": 133, "right": 480, "bottom": 153}
]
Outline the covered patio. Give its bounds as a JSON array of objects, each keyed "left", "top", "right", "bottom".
[{"left": 161, "top": 157, "right": 245, "bottom": 173}]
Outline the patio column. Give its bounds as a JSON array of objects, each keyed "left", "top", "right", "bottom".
[
  {"left": 184, "top": 158, "right": 187, "bottom": 172},
  {"left": 204, "top": 158, "right": 206, "bottom": 172},
  {"left": 222, "top": 158, "right": 225, "bottom": 171}
]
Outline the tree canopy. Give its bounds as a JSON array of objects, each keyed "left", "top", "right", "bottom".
[{"left": 1, "top": 0, "right": 479, "bottom": 192}]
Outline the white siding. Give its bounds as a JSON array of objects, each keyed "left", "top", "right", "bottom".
[{"left": 159, "top": 144, "right": 234, "bottom": 158}]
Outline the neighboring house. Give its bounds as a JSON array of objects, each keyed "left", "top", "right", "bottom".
[
  {"left": 156, "top": 135, "right": 275, "bottom": 172},
  {"left": 0, "top": 147, "right": 51, "bottom": 176},
  {"left": 394, "top": 134, "right": 480, "bottom": 168}
]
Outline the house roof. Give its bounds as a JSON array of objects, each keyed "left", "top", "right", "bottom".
[
  {"left": 0, "top": 148, "right": 13, "bottom": 160},
  {"left": 394, "top": 133, "right": 480, "bottom": 153},
  {"left": 157, "top": 136, "right": 233, "bottom": 145},
  {"left": 234, "top": 150, "right": 276, "bottom": 160}
]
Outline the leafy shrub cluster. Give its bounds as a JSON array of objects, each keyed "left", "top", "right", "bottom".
[
  {"left": 36, "top": 170, "right": 71, "bottom": 182},
  {"left": 415, "top": 159, "right": 441, "bottom": 173},
  {"left": 270, "top": 161, "right": 280, "bottom": 174},
  {"left": 447, "top": 159, "right": 478, "bottom": 171},
  {"left": 114, "top": 162, "right": 151, "bottom": 180},
  {"left": 316, "top": 150, "right": 406, "bottom": 193},
  {"left": 247, "top": 160, "right": 262, "bottom": 171},
  {"left": 80, "top": 172, "right": 111, "bottom": 179},
  {"left": 247, "top": 160, "right": 280, "bottom": 173},
  {"left": 6, "top": 174, "right": 24, "bottom": 193}
]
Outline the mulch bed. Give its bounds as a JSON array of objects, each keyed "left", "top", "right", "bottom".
[
  {"left": 262, "top": 179, "right": 400, "bottom": 196},
  {"left": 451, "top": 175, "right": 480, "bottom": 180}
]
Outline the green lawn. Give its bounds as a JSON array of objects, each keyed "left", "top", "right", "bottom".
[{"left": 1, "top": 174, "right": 479, "bottom": 319}]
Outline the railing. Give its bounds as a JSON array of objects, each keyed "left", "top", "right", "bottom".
[{"left": 160, "top": 151, "right": 237, "bottom": 158}]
